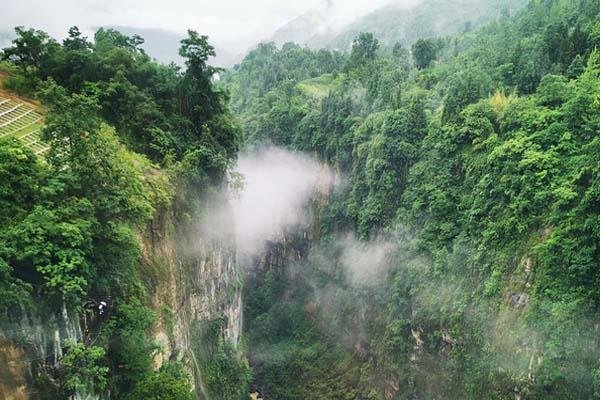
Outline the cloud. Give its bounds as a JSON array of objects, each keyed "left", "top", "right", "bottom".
[
  {"left": 338, "top": 234, "right": 397, "bottom": 283},
  {"left": 229, "top": 146, "right": 333, "bottom": 255}
]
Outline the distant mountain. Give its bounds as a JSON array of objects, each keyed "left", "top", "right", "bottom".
[
  {"left": 269, "top": 7, "right": 331, "bottom": 47},
  {"left": 267, "top": 0, "right": 419, "bottom": 48},
  {"left": 104, "top": 26, "right": 242, "bottom": 68},
  {"left": 267, "top": 0, "right": 527, "bottom": 51},
  {"left": 327, "top": 0, "right": 527, "bottom": 50}
]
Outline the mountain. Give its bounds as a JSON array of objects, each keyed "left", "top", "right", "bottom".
[
  {"left": 267, "top": 0, "right": 527, "bottom": 51},
  {"left": 327, "top": 0, "right": 527, "bottom": 50},
  {"left": 224, "top": 0, "right": 600, "bottom": 397},
  {"left": 269, "top": 6, "right": 331, "bottom": 47},
  {"left": 267, "top": 0, "right": 419, "bottom": 48}
]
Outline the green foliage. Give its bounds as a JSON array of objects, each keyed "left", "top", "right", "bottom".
[
  {"left": 3, "top": 25, "right": 239, "bottom": 166},
  {"left": 412, "top": 38, "right": 438, "bottom": 69},
  {"left": 296, "top": 73, "right": 341, "bottom": 99},
  {"left": 243, "top": 251, "right": 364, "bottom": 399},
  {"left": 3, "top": 0, "right": 600, "bottom": 398},
  {"left": 1, "top": 23, "right": 239, "bottom": 400},
  {"left": 104, "top": 300, "right": 156, "bottom": 395},
  {"left": 125, "top": 363, "right": 194, "bottom": 400},
  {"left": 192, "top": 318, "right": 251, "bottom": 400},
  {"left": 228, "top": 1, "right": 600, "bottom": 398},
  {"left": 0, "top": 138, "right": 38, "bottom": 224},
  {"left": 60, "top": 340, "right": 109, "bottom": 395},
  {"left": 0, "top": 257, "right": 31, "bottom": 320},
  {"left": 4, "top": 200, "right": 94, "bottom": 304},
  {"left": 1, "top": 26, "right": 59, "bottom": 91},
  {"left": 348, "top": 32, "right": 380, "bottom": 69}
]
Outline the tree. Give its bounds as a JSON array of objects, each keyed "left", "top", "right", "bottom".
[
  {"left": 178, "top": 30, "right": 223, "bottom": 130},
  {"left": 94, "top": 28, "right": 145, "bottom": 53},
  {"left": 442, "top": 66, "right": 492, "bottom": 124},
  {"left": 412, "top": 38, "right": 437, "bottom": 69},
  {"left": 349, "top": 32, "right": 380, "bottom": 69},
  {"left": 63, "top": 26, "right": 91, "bottom": 51},
  {"left": 0, "top": 139, "right": 38, "bottom": 224},
  {"left": 60, "top": 340, "right": 109, "bottom": 396},
  {"left": 1, "top": 26, "right": 58, "bottom": 78},
  {"left": 4, "top": 199, "right": 95, "bottom": 304},
  {"left": 179, "top": 30, "right": 216, "bottom": 70},
  {"left": 38, "top": 80, "right": 155, "bottom": 223}
]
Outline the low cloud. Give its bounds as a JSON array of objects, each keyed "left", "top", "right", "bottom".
[{"left": 230, "top": 146, "right": 333, "bottom": 255}]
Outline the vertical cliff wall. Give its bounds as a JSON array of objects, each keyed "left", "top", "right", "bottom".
[{"left": 140, "top": 201, "right": 244, "bottom": 399}]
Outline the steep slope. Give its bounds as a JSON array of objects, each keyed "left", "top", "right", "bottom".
[
  {"left": 0, "top": 183, "right": 245, "bottom": 400},
  {"left": 0, "top": 27, "right": 248, "bottom": 400}
]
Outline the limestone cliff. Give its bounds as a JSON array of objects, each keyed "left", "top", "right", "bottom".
[{"left": 141, "top": 200, "right": 244, "bottom": 398}]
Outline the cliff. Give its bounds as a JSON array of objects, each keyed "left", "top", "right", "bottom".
[
  {"left": 0, "top": 193, "right": 244, "bottom": 400},
  {"left": 141, "top": 199, "right": 244, "bottom": 398}
]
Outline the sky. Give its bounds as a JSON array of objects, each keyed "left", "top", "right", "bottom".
[{"left": 0, "top": 0, "right": 396, "bottom": 55}]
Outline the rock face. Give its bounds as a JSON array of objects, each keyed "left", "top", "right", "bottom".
[
  {"left": 136, "top": 199, "right": 245, "bottom": 399},
  {"left": 0, "top": 304, "right": 89, "bottom": 399},
  {"left": 0, "top": 197, "right": 244, "bottom": 400}
]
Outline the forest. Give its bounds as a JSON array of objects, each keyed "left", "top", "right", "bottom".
[{"left": 1, "top": 0, "right": 600, "bottom": 399}]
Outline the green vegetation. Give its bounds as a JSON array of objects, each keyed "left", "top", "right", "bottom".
[
  {"left": 296, "top": 73, "right": 341, "bottom": 99},
  {"left": 2, "top": 0, "right": 600, "bottom": 398},
  {"left": 192, "top": 318, "right": 251, "bottom": 399},
  {"left": 60, "top": 340, "right": 109, "bottom": 396},
  {"left": 226, "top": 0, "right": 600, "bottom": 398},
  {"left": 125, "top": 363, "right": 195, "bottom": 400},
  {"left": 0, "top": 24, "right": 243, "bottom": 399}
]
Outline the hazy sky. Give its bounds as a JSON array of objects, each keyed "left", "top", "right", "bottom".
[{"left": 0, "top": 0, "right": 396, "bottom": 54}]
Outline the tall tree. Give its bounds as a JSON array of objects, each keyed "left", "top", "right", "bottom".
[
  {"left": 1, "top": 26, "right": 58, "bottom": 76},
  {"left": 178, "top": 30, "right": 223, "bottom": 131},
  {"left": 349, "top": 32, "right": 380, "bottom": 69},
  {"left": 412, "top": 38, "right": 438, "bottom": 69}
]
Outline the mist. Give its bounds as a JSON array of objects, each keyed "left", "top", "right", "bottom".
[{"left": 230, "top": 146, "right": 333, "bottom": 255}]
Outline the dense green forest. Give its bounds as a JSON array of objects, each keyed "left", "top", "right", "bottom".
[
  {"left": 2, "top": 0, "right": 600, "bottom": 399},
  {"left": 224, "top": 0, "right": 600, "bottom": 398}
]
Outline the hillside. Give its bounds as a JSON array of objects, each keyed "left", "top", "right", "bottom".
[
  {"left": 1, "top": 0, "right": 600, "bottom": 399},
  {"left": 326, "top": 0, "right": 527, "bottom": 49},
  {"left": 0, "top": 27, "right": 247, "bottom": 400},
  {"left": 268, "top": 0, "right": 527, "bottom": 51}
]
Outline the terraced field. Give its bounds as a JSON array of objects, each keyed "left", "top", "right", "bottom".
[{"left": 0, "top": 96, "right": 48, "bottom": 155}]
